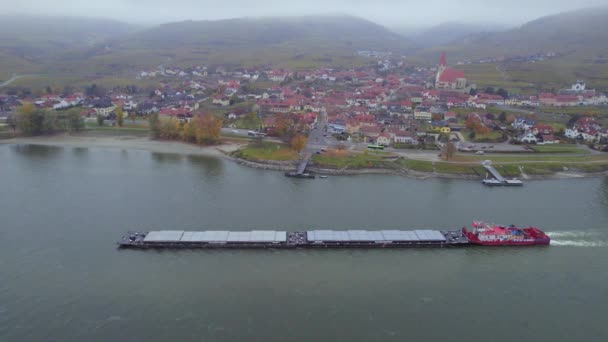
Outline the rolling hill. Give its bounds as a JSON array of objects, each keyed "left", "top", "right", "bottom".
[
  {"left": 0, "top": 16, "right": 140, "bottom": 74},
  {"left": 413, "top": 7, "right": 608, "bottom": 92},
  {"left": 60, "top": 15, "right": 414, "bottom": 73},
  {"left": 400, "top": 22, "right": 507, "bottom": 48}
]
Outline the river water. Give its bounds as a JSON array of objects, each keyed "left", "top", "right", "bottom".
[{"left": 1, "top": 144, "right": 607, "bottom": 342}]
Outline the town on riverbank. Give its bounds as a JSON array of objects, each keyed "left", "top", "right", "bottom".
[{"left": 2, "top": 52, "right": 608, "bottom": 179}]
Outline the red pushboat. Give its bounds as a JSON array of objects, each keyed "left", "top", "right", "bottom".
[{"left": 463, "top": 221, "right": 550, "bottom": 246}]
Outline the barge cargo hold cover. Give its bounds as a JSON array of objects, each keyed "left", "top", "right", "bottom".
[{"left": 118, "top": 229, "right": 470, "bottom": 249}]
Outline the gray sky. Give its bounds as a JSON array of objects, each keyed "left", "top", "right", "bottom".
[{"left": 3, "top": 0, "right": 608, "bottom": 28}]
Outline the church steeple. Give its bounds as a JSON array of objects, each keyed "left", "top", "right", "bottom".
[{"left": 439, "top": 52, "right": 447, "bottom": 67}]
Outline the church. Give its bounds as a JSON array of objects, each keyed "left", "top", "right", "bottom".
[{"left": 435, "top": 52, "right": 467, "bottom": 90}]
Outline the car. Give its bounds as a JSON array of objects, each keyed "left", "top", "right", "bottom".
[
  {"left": 476, "top": 151, "right": 485, "bottom": 155},
  {"left": 231, "top": 130, "right": 239, "bottom": 133}
]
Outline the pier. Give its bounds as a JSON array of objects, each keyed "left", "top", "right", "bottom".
[
  {"left": 118, "top": 229, "right": 470, "bottom": 249},
  {"left": 285, "top": 110, "right": 327, "bottom": 179},
  {"left": 482, "top": 160, "right": 523, "bottom": 186}
]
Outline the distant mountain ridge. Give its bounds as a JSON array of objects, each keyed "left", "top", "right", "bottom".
[
  {"left": 415, "top": 7, "right": 608, "bottom": 61},
  {"left": 401, "top": 22, "right": 508, "bottom": 48},
  {"left": 68, "top": 15, "right": 414, "bottom": 71}
]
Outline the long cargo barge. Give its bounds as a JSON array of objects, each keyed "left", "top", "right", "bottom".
[{"left": 118, "top": 229, "right": 471, "bottom": 249}]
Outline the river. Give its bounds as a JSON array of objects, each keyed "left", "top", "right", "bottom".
[{"left": 1, "top": 144, "right": 607, "bottom": 342}]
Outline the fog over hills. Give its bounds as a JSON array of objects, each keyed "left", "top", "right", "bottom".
[
  {"left": 415, "top": 6, "right": 608, "bottom": 60},
  {"left": 1, "top": 7, "right": 608, "bottom": 77}
]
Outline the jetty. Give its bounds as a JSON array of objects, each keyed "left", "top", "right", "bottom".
[
  {"left": 482, "top": 160, "right": 523, "bottom": 186},
  {"left": 118, "top": 229, "right": 470, "bottom": 249},
  {"left": 285, "top": 152, "right": 314, "bottom": 178}
]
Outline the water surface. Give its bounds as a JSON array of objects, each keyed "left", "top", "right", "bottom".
[{"left": 1, "top": 144, "right": 607, "bottom": 341}]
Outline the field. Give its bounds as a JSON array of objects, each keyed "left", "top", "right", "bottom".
[
  {"left": 458, "top": 57, "right": 608, "bottom": 94},
  {"left": 529, "top": 144, "right": 589, "bottom": 154},
  {"left": 312, "top": 150, "right": 395, "bottom": 169},
  {"left": 233, "top": 142, "right": 298, "bottom": 161}
]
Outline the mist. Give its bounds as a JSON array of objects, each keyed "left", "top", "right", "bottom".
[{"left": 3, "top": 0, "right": 608, "bottom": 28}]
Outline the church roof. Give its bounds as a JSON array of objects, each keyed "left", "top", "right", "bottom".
[{"left": 439, "top": 68, "right": 465, "bottom": 83}]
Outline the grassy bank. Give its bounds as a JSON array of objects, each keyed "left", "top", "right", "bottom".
[
  {"left": 312, "top": 151, "right": 396, "bottom": 169},
  {"left": 232, "top": 142, "right": 298, "bottom": 161},
  {"left": 231, "top": 142, "right": 608, "bottom": 177}
]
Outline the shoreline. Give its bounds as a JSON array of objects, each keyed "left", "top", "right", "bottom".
[
  {"left": 0, "top": 133, "right": 244, "bottom": 157},
  {"left": 2, "top": 133, "right": 607, "bottom": 180}
]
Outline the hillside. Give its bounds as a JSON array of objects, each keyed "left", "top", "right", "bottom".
[
  {"left": 402, "top": 22, "right": 507, "bottom": 48},
  {"left": 0, "top": 16, "right": 140, "bottom": 74},
  {"left": 60, "top": 15, "right": 413, "bottom": 73},
  {"left": 413, "top": 7, "right": 608, "bottom": 92}
]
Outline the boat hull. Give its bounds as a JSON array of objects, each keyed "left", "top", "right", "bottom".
[{"left": 467, "top": 238, "right": 550, "bottom": 246}]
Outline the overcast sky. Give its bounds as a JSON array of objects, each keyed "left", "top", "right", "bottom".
[{"left": 3, "top": 0, "right": 608, "bottom": 28}]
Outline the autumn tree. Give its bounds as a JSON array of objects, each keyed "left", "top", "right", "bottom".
[
  {"left": 116, "top": 106, "right": 124, "bottom": 127},
  {"left": 16, "top": 103, "right": 44, "bottom": 136},
  {"left": 160, "top": 117, "right": 181, "bottom": 140},
  {"left": 442, "top": 141, "right": 457, "bottom": 161},
  {"left": 193, "top": 112, "right": 223, "bottom": 145},
  {"left": 148, "top": 113, "right": 161, "bottom": 138},
  {"left": 274, "top": 113, "right": 292, "bottom": 137},
  {"left": 290, "top": 134, "right": 308, "bottom": 153},
  {"left": 181, "top": 121, "right": 196, "bottom": 143}
]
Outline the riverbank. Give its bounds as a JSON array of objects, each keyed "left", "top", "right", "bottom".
[
  {"left": 226, "top": 145, "right": 608, "bottom": 180},
  {"left": 0, "top": 132, "right": 244, "bottom": 157},
  {"left": 2, "top": 132, "right": 607, "bottom": 180}
]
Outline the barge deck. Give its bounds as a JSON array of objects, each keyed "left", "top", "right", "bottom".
[{"left": 118, "top": 229, "right": 470, "bottom": 249}]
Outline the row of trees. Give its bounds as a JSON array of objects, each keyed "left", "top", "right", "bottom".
[
  {"left": 10, "top": 103, "right": 84, "bottom": 136},
  {"left": 148, "top": 112, "right": 223, "bottom": 145},
  {"left": 470, "top": 87, "right": 509, "bottom": 98}
]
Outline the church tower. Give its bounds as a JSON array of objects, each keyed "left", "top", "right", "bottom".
[{"left": 436, "top": 52, "right": 447, "bottom": 86}]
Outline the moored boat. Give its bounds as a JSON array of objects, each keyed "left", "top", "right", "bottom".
[{"left": 462, "top": 221, "right": 550, "bottom": 246}]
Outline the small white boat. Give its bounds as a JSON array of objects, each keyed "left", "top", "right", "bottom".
[{"left": 319, "top": 175, "right": 329, "bottom": 179}]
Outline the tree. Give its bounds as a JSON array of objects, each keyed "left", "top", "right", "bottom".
[
  {"left": 498, "top": 112, "right": 507, "bottom": 123},
  {"left": 290, "top": 134, "right": 308, "bottom": 153},
  {"left": 506, "top": 114, "right": 516, "bottom": 124},
  {"left": 432, "top": 113, "right": 443, "bottom": 121},
  {"left": 116, "top": 106, "right": 124, "bottom": 127},
  {"left": 62, "top": 85, "right": 74, "bottom": 96},
  {"left": 469, "top": 88, "right": 478, "bottom": 96},
  {"left": 149, "top": 113, "right": 161, "bottom": 139},
  {"left": 6, "top": 113, "right": 17, "bottom": 134},
  {"left": 129, "top": 112, "right": 137, "bottom": 124},
  {"left": 66, "top": 109, "right": 84, "bottom": 132},
  {"left": 484, "top": 87, "right": 495, "bottom": 94},
  {"left": 16, "top": 103, "right": 45, "bottom": 136},
  {"left": 160, "top": 118, "right": 181, "bottom": 139},
  {"left": 96, "top": 114, "right": 105, "bottom": 126},
  {"left": 442, "top": 141, "right": 456, "bottom": 161},
  {"left": 193, "top": 112, "right": 223, "bottom": 144},
  {"left": 496, "top": 88, "right": 509, "bottom": 99},
  {"left": 85, "top": 83, "right": 107, "bottom": 97},
  {"left": 181, "top": 121, "right": 196, "bottom": 142},
  {"left": 274, "top": 113, "right": 292, "bottom": 137}
]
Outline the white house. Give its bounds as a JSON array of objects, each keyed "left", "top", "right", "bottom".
[
  {"left": 376, "top": 133, "right": 391, "bottom": 146},
  {"left": 518, "top": 132, "right": 538, "bottom": 144}
]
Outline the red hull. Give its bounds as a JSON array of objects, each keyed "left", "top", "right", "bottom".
[
  {"left": 463, "top": 225, "right": 551, "bottom": 246},
  {"left": 465, "top": 237, "right": 551, "bottom": 246}
]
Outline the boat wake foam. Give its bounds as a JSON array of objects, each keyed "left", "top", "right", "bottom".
[{"left": 547, "top": 231, "right": 608, "bottom": 247}]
